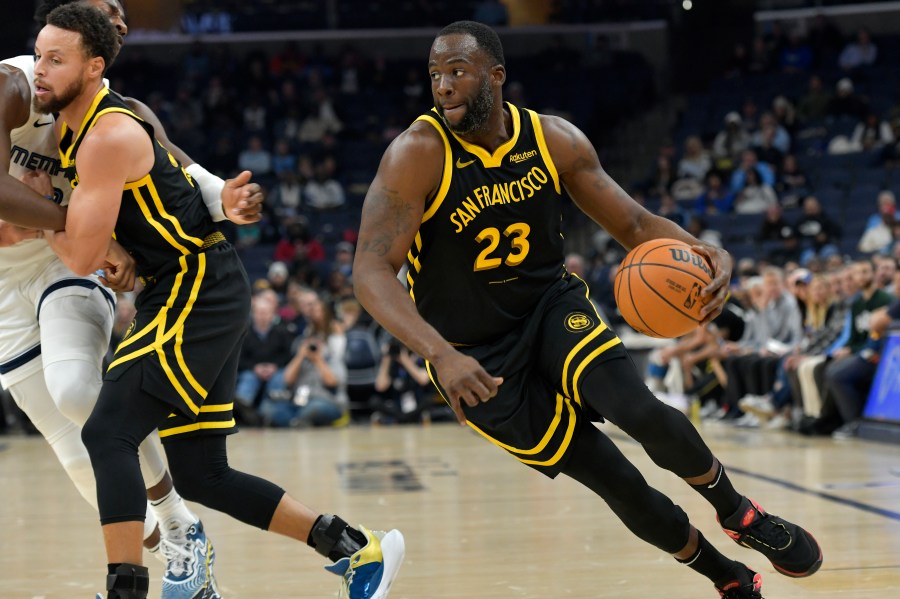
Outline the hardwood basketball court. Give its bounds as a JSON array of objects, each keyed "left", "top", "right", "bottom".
[{"left": 2, "top": 421, "right": 898, "bottom": 597}]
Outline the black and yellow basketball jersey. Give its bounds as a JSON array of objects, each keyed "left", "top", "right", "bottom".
[
  {"left": 408, "top": 102, "right": 567, "bottom": 345},
  {"left": 58, "top": 87, "right": 219, "bottom": 277}
]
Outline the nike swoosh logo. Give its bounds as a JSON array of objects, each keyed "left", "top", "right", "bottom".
[
  {"left": 456, "top": 158, "right": 476, "bottom": 168},
  {"left": 33, "top": 120, "right": 53, "bottom": 128}
]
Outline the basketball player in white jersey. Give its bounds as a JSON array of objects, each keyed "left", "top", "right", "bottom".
[{"left": 0, "top": 1, "right": 262, "bottom": 595}]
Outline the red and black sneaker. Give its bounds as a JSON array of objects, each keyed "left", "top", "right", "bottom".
[
  {"left": 714, "top": 563, "right": 764, "bottom": 598},
  {"left": 719, "top": 496, "right": 823, "bottom": 578}
]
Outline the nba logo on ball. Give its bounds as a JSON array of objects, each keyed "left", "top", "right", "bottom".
[{"left": 614, "top": 239, "right": 713, "bottom": 338}]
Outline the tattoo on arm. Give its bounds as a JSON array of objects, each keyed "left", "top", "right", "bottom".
[{"left": 360, "top": 186, "right": 416, "bottom": 257}]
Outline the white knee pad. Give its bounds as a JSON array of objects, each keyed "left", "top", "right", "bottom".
[{"left": 39, "top": 286, "right": 113, "bottom": 425}]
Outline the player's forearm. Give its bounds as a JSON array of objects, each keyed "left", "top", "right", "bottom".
[
  {"left": 354, "top": 265, "right": 456, "bottom": 365},
  {"left": 0, "top": 176, "right": 66, "bottom": 230},
  {"left": 45, "top": 230, "right": 107, "bottom": 276}
]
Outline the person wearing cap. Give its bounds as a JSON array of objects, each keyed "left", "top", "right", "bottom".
[
  {"left": 827, "top": 78, "right": 868, "bottom": 119},
  {"left": 712, "top": 112, "right": 750, "bottom": 171}
]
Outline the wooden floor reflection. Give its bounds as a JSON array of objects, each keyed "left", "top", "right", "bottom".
[{"left": 2, "top": 421, "right": 899, "bottom": 598}]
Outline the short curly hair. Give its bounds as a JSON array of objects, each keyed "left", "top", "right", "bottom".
[
  {"left": 45, "top": 3, "right": 119, "bottom": 74},
  {"left": 437, "top": 21, "right": 505, "bottom": 67}
]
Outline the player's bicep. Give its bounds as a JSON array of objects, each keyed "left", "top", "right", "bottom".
[
  {"left": 543, "top": 115, "right": 649, "bottom": 243},
  {"left": 357, "top": 135, "right": 437, "bottom": 273}
]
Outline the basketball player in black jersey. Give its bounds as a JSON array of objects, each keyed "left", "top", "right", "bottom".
[
  {"left": 14, "top": 6, "right": 404, "bottom": 598},
  {"left": 354, "top": 21, "right": 821, "bottom": 599}
]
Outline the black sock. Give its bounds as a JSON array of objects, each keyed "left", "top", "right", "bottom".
[
  {"left": 689, "top": 462, "right": 742, "bottom": 520},
  {"left": 676, "top": 532, "right": 735, "bottom": 583}
]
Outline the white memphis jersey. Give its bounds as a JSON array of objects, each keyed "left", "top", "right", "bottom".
[{"left": 1, "top": 54, "right": 71, "bottom": 270}]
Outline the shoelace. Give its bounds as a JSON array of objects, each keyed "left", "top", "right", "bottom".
[
  {"left": 161, "top": 528, "right": 197, "bottom": 578},
  {"left": 746, "top": 512, "right": 791, "bottom": 549}
]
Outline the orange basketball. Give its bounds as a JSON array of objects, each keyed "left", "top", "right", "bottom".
[{"left": 614, "top": 238, "right": 713, "bottom": 338}]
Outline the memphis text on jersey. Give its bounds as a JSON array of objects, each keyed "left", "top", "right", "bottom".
[{"left": 449, "top": 165, "right": 550, "bottom": 233}]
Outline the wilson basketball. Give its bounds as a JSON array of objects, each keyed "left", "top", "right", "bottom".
[{"left": 614, "top": 239, "right": 713, "bottom": 338}]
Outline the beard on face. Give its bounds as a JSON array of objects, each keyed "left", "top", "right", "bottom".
[
  {"left": 440, "top": 76, "right": 494, "bottom": 135},
  {"left": 33, "top": 77, "right": 84, "bottom": 115}
]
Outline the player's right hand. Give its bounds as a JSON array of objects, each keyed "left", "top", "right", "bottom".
[
  {"left": 432, "top": 350, "right": 503, "bottom": 426},
  {"left": 222, "top": 170, "right": 264, "bottom": 224}
]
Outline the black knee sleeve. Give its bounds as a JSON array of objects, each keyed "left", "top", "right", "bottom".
[
  {"left": 165, "top": 436, "right": 286, "bottom": 529},
  {"left": 580, "top": 361, "right": 714, "bottom": 477}
]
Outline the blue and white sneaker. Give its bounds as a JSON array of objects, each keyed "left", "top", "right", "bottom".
[
  {"left": 324, "top": 526, "right": 405, "bottom": 599},
  {"left": 160, "top": 520, "right": 222, "bottom": 599}
]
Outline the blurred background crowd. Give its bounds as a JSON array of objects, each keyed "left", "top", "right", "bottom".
[{"left": 2, "top": 0, "right": 900, "bottom": 440}]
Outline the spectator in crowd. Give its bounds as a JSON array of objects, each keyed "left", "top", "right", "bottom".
[
  {"left": 333, "top": 241, "right": 356, "bottom": 278},
  {"left": 304, "top": 156, "right": 346, "bottom": 210},
  {"left": 827, "top": 78, "right": 869, "bottom": 120},
  {"left": 779, "top": 30, "right": 813, "bottom": 73},
  {"left": 264, "top": 295, "right": 348, "bottom": 427},
  {"left": 677, "top": 136, "right": 712, "bottom": 181},
  {"left": 237, "top": 135, "right": 273, "bottom": 176},
  {"left": 271, "top": 170, "right": 304, "bottom": 223},
  {"left": 733, "top": 168, "right": 779, "bottom": 215},
  {"left": 274, "top": 221, "right": 327, "bottom": 268},
  {"left": 694, "top": 171, "right": 735, "bottom": 215},
  {"left": 838, "top": 28, "right": 878, "bottom": 71},
  {"left": 643, "top": 154, "right": 676, "bottom": 198},
  {"left": 272, "top": 139, "right": 298, "bottom": 175},
  {"left": 686, "top": 215, "right": 723, "bottom": 248},
  {"left": 752, "top": 112, "right": 791, "bottom": 156},
  {"left": 372, "top": 338, "right": 434, "bottom": 424},
  {"left": 752, "top": 123, "right": 785, "bottom": 170},
  {"left": 794, "top": 196, "right": 841, "bottom": 265},
  {"left": 267, "top": 261, "right": 291, "bottom": 301},
  {"left": 759, "top": 204, "right": 800, "bottom": 264},
  {"left": 723, "top": 267, "right": 804, "bottom": 425},
  {"left": 873, "top": 255, "right": 897, "bottom": 293},
  {"left": 298, "top": 89, "right": 344, "bottom": 143},
  {"left": 234, "top": 290, "right": 297, "bottom": 425},
  {"left": 712, "top": 112, "right": 750, "bottom": 171},
  {"left": 724, "top": 42, "right": 749, "bottom": 78},
  {"left": 656, "top": 192, "right": 690, "bottom": 228},
  {"left": 729, "top": 149, "right": 775, "bottom": 194},
  {"left": 797, "top": 75, "right": 832, "bottom": 123},
  {"left": 341, "top": 299, "right": 383, "bottom": 420},
  {"left": 772, "top": 95, "right": 797, "bottom": 135},
  {"left": 775, "top": 154, "right": 810, "bottom": 206},
  {"left": 849, "top": 112, "right": 895, "bottom": 153},
  {"left": 859, "top": 191, "right": 897, "bottom": 254},
  {"left": 805, "top": 261, "right": 895, "bottom": 436}
]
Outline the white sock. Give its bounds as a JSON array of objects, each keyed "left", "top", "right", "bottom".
[
  {"left": 144, "top": 502, "right": 158, "bottom": 542},
  {"left": 150, "top": 488, "right": 197, "bottom": 532}
]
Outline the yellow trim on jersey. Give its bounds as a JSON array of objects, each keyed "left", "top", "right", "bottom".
[
  {"left": 424, "top": 362, "right": 574, "bottom": 467},
  {"left": 158, "top": 419, "right": 236, "bottom": 438},
  {"left": 470, "top": 398, "right": 577, "bottom": 467},
  {"left": 446, "top": 102, "right": 522, "bottom": 168},
  {"left": 527, "top": 109, "right": 561, "bottom": 194},
  {"left": 416, "top": 115, "right": 453, "bottom": 224},
  {"left": 171, "top": 253, "right": 209, "bottom": 399},
  {"left": 199, "top": 403, "right": 234, "bottom": 413},
  {"left": 127, "top": 176, "right": 204, "bottom": 252},
  {"left": 561, "top": 324, "right": 607, "bottom": 399},
  {"left": 60, "top": 87, "right": 110, "bottom": 166}
]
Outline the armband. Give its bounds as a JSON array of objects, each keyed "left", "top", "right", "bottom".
[{"left": 185, "top": 163, "right": 227, "bottom": 222}]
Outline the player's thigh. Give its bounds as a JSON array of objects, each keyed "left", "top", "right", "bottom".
[
  {"left": 7, "top": 367, "right": 78, "bottom": 444},
  {"left": 37, "top": 277, "right": 115, "bottom": 367}
]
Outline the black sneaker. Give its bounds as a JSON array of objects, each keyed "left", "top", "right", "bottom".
[
  {"left": 714, "top": 563, "right": 764, "bottom": 598},
  {"left": 719, "top": 496, "right": 823, "bottom": 577}
]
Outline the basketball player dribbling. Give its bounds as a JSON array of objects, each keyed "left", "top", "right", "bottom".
[
  {"left": 354, "top": 21, "right": 822, "bottom": 598},
  {"left": 0, "top": 0, "right": 262, "bottom": 595}
]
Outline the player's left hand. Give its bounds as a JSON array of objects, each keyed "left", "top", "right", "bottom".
[
  {"left": 222, "top": 170, "right": 263, "bottom": 225},
  {"left": 99, "top": 240, "right": 137, "bottom": 292},
  {"left": 692, "top": 244, "right": 733, "bottom": 326}
]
